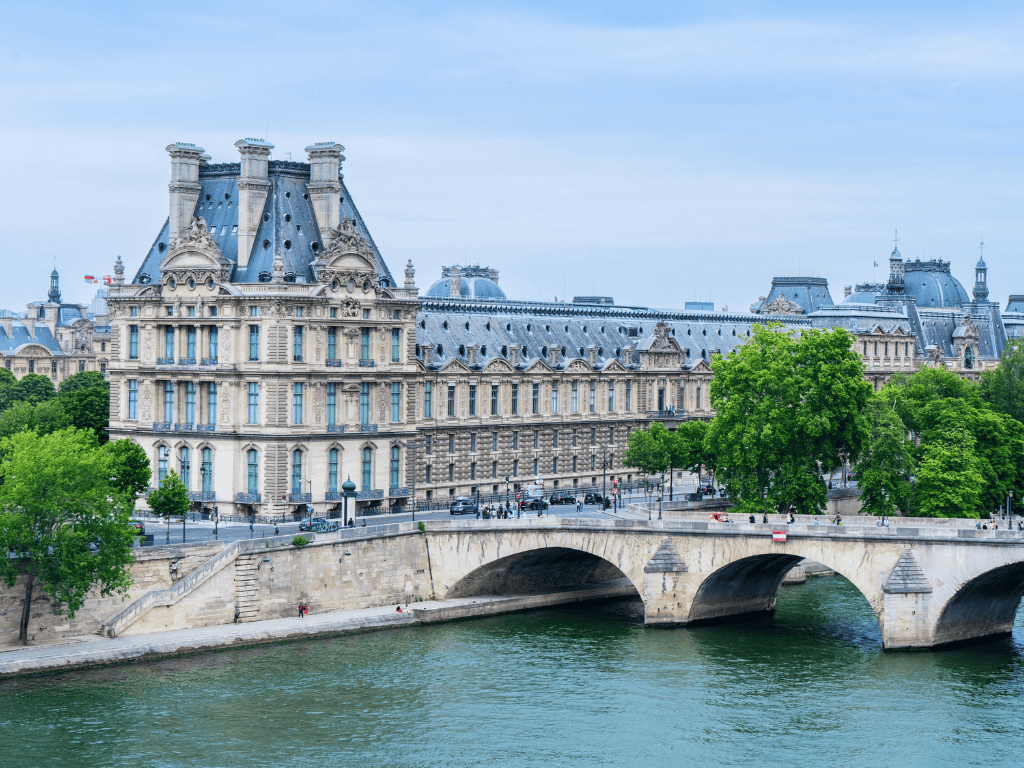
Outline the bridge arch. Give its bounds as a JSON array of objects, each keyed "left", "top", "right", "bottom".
[{"left": 932, "top": 562, "right": 1024, "bottom": 647}]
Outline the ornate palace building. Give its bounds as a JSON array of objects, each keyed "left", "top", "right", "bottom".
[{"left": 105, "top": 139, "right": 1023, "bottom": 519}]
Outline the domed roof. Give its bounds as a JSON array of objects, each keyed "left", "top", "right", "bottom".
[
  {"left": 424, "top": 265, "right": 508, "bottom": 301},
  {"left": 902, "top": 260, "right": 969, "bottom": 308},
  {"left": 976, "top": 255, "right": 987, "bottom": 269},
  {"left": 890, "top": 247, "right": 901, "bottom": 260}
]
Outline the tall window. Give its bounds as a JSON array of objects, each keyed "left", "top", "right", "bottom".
[
  {"left": 470, "top": 433, "right": 477, "bottom": 452},
  {"left": 327, "top": 328, "right": 337, "bottom": 360},
  {"left": 208, "top": 326, "right": 218, "bottom": 360},
  {"left": 129, "top": 325, "right": 138, "bottom": 359},
  {"left": 328, "top": 449, "right": 339, "bottom": 492},
  {"left": 392, "top": 329, "right": 401, "bottom": 362},
  {"left": 163, "top": 381, "right": 174, "bottom": 424},
  {"left": 492, "top": 432, "right": 498, "bottom": 452},
  {"left": 533, "top": 430, "right": 539, "bottom": 449},
  {"left": 201, "top": 448, "right": 212, "bottom": 492},
  {"left": 180, "top": 447, "right": 190, "bottom": 488},
  {"left": 552, "top": 384, "right": 559, "bottom": 415},
  {"left": 608, "top": 380, "right": 615, "bottom": 411},
  {"left": 425, "top": 435, "right": 432, "bottom": 455},
  {"left": 609, "top": 426, "right": 615, "bottom": 444},
  {"left": 186, "top": 326, "right": 196, "bottom": 358},
  {"left": 511, "top": 383, "right": 518, "bottom": 415},
  {"left": 533, "top": 458, "right": 538, "bottom": 475},
  {"left": 447, "top": 385, "right": 455, "bottom": 417},
  {"left": 512, "top": 459, "right": 518, "bottom": 477},
  {"left": 247, "top": 449, "right": 259, "bottom": 494},
  {"left": 158, "top": 445, "right": 169, "bottom": 482},
  {"left": 553, "top": 456, "right": 558, "bottom": 473},
  {"left": 291, "top": 450, "right": 302, "bottom": 494},
  {"left": 390, "top": 446, "right": 400, "bottom": 487},
  {"left": 293, "top": 383, "right": 303, "bottom": 424},
  {"left": 360, "top": 328, "right": 370, "bottom": 360},
  {"left": 127, "top": 379, "right": 137, "bottom": 419},
  {"left": 625, "top": 381, "right": 632, "bottom": 411},
  {"left": 425, "top": 465, "right": 431, "bottom": 483},
  {"left": 532, "top": 382, "right": 539, "bottom": 414},
  {"left": 362, "top": 447, "right": 372, "bottom": 491},
  {"left": 591, "top": 428, "right": 596, "bottom": 445},
  {"left": 293, "top": 326, "right": 303, "bottom": 362},
  {"left": 469, "top": 384, "right": 477, "bottom": 416},
  {"left": 249, "top": 325, "right": 259, "bottom": 361},
  {"left": 589, "top": 380, "right": 596, "bottom": 412},
  {"left": 553, "top": 430, "right": 558, "bottom": 448},
  {"left": 247, "top": 382, "right": 259, "bottom": 424},
  {"left": 360, "top": 383, "right": 370, "bottom": 425},
  {"left": 326, "top": 383, "right": 336, "bottom": 426},
  {"left": 470, "top": 462, "right": 476, "bottom": 480},
  {"left": 185, "top": 382, "right": 196, "bottom": 424},
  {"left": 512, "top": 431, "right": 519, "bottom": 450},
  {"left": 391, "top": 382, "right": 401, "bottom": 422},
  {"left": 571, "top": 380, "right": 578, "bottom": 413},
  {"left": 491, "top": 461, "right": 497, "bottom": 478},
  {"left": 491, "top": 384, "right": 499, "bottom": 415},
  {"left": 696, "top": 384, "right": 702, "bottom": 409},
  {"left": 424, "top": 382, "right": 432, "bottom": 418},
  {"left": 448, "top": 434, "right": 455, "bottom": 454},
  {"left": 165, "top": 327, "right": 175, "bottom": 359},
  {"left": 207, "top": 383, "right": 217, "bottom": 425}
]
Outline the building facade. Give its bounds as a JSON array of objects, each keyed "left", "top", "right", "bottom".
[{"left": 106, "top": 138, "right": 1022, "bottom": 518}]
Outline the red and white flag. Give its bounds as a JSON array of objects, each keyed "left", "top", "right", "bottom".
[
  {"left": 84, "top": 275, "right": 98, "bottom": 283},
  {"left": 102, "top": 276, "right": 112, "bottom": 285},
  {"left": 772, "top": 531, "right": 787, "bottom": 543}
]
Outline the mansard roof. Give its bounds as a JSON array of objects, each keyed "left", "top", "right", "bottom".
[
  {"left": 0, "top": 324, "right": 63, "bottom": 356},
  {"left": 132, "top": 161, "right": 393, "bottom": 288}
]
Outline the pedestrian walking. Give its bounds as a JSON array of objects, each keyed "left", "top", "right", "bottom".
[
  {"left": 577, "top": 499, "right": 582, "bottom": 513},
  {"left": 298, "top": 602, "right": 306, "bottom": 619}
]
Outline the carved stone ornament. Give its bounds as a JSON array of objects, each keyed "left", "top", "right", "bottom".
[
  {"left": 760, "top": 295, "right": 805, "bottom": 315},
  {"left": 954, "top": 312, "right": 980, "bottom": 340},
  {"left": 340, "top": 298, "right": 360, "bottom": 318},
  {"left": 163, "top": 217, "right": 230, "bottom": 284},
  {"left": 650, "top": 321, "right": 674, "bottom": 352}
]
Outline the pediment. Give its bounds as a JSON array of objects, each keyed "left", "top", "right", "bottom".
[
  {"left": 485, "top": 358, "right": 515, "bottom": 372},
  {"left": 322, "top": 250, "right": 377, "bottom": 274},
  {"left": 689, "top": 359, "right": 712, "bottom": 373},
  {"left": 891, "top": 325, "right": 909, "bottom": 336},
  {"left": 601, "top": 358, "right": 627, "bottom": 373},
  {"left": 14, "top": 343, "right": 53, "bottom": 357},
  {"left": 524, "top": 357, "right": 553, "bottom": 373},
  {"left": 439, "top": 358, "right": 471, "bottom": 373},
  {"left": 160, "top": 247, "right": 225, "bottom": 272},
  {"left": 564, "top": 359, "right": 591, "bottom": 372}
]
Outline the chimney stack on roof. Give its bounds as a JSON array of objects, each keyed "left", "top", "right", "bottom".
[
  {"left": 235, "top": 138, "right": 274, "bottom": 268},
  {"left": 0, "top": 318, "right": 12, "bottom": 338},
  {"left": 165, "top": 143, "right": 205, "bottom": 245},
  {"left": 23, "top": 318, "right": 35, "bottom": 339},
  {"left": 305, "top": 142, "right": 345, "bottom": 249}
]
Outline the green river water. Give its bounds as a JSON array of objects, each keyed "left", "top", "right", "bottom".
[{"left": 2, "top": 576, "right": 1024, "bottom": 768}]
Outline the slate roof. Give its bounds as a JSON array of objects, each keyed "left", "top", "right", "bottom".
[
  {"left": 751, "top": 276, "right": 833, "bottom": 314},
  {"left": 132, "top": 161, "right": 394, "bottom": 288},
  {"left": 0, "top": 324, "right": 63, "bottom": 355},
  {"left": 900, "top": 259, "right": 969, "bottom": 308}
]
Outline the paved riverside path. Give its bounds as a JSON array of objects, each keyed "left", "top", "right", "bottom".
[{"left": 0, "top": 585, "right": 633, "bottom": 678}]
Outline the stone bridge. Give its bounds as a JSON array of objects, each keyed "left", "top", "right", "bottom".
[{"left": 423, "top": 517, "right": 1024, "bottom": 649}]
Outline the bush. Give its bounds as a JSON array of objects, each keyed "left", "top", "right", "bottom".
[
  {"left": 291, "top": 535, "right": 309, "bottom": 547},
  {"left": 417, "top": 521, "right": 426, "bottom": 532}
]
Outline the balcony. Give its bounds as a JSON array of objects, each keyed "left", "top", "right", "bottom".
[
  {"left": 359, "top": 359, "right": 375, "bottom": 367},
  {"left": 359, "top": 424, "right": 378, "bottom": 433},
  {"left": 178, "top": 357, "right": 196, "bottom": 366},
  {"left": 235, "top": 493, "right": 262, "bottom": 504},
  {"left": 188, "top": 491, "right": 216, "bottom": 502},
  {"left": 174, "top": 423, "right": 194, "bottom": 432},
  {"left": 326, "top": 360, "right": 343, "bottom": 367},
  {"left": 390, "top": 487, "right": 411, "bottom": 497},
  {"left": 156, "top": 357, "right": 174, "bottom": 365},
  {"left": 196, "top": 424, "right": 216, "bottom": 432},
  {"left": 152, "top": 422, "right": 173, "bottom": 431},
  {"left": 200, "top": 358, "right": 218, "bottom": 366},
  {"left": 356, "top": 489, "right": 383, "bottom": 500},
  {"left": 325, "top": 491, "right": 344, "bottom": 502},
  {"left": 288, "top": 493, "right": 312, "bottom": 503},
  {"left": 327, "top": 425, "right": 345, "bottom": 434},
  {"left": 646, "top": 410, "right": 685, "bottom": 422}
]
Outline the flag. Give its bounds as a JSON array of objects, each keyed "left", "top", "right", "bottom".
[
  {"left": 873, "top": 261, "right": 878, "bottom": 267},
  {"left": 84, "top": 275, "right": 98, "bottom": 283},
  {"left": 102, "top": 276, "right": 112, "bottom": 286}
]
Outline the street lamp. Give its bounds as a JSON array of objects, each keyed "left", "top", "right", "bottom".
[
  {"left": 658, "top": 475, "right": 663, "bottom": 520},
  {"left": 764, "top": 486, "right": 769, "bottom": 522},
  {"left": 342, "top": 476, "right": 357, "bottom": 527},
  {"left": 882, "top": 490, "right": 889, "bottom": 526},
  {"left": 1008, "top": 489, "right": 1014, "bottom": 521}
]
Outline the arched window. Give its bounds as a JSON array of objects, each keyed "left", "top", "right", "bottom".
[
  {"left": 247, "top": 449, "right": 259, "bottom": 494},
  {"left": 362, "top": 447, "right": 372, "bottom": 491},
  {"left": 292, "top": 450, "right": 303, "bottom": 495},
  {"left": 179, "top": 446, "right": 190, "bottom": 488},
  {"left": 328, "top": 448, "right": 339, "bottom": 493},
  {"left": 390, "top": 446, "right": 400, "bottom": 489},
  {"left": 158, "top": 445, "right": 169, "bottom": 483},
  {"left": 201, "top": 447, "right": 212, "bottom": 493}
]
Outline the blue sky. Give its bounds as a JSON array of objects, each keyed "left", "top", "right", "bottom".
[{"left": 2, "top": 0, "right": 1022, "bottom": 311}]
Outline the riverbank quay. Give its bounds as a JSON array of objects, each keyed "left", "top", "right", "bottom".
[{"left": 0, "top": 584, "right": 634, "bottom": 678}]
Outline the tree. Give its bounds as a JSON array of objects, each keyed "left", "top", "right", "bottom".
[
  {"left": 0, "top": 428, "right": 136, "bottom": 644},
  {"left": 58, "top": 370, "right": 109, "bottom": 395},
  {"left": 674, "top": 419, "right": 712, "bottom": 481},
  {"left": 706, "top": 324, "right": 871, "bottom": 514},
  {"left": 108, "top": 439, "right": 152, "bottom": 504},
  {"left": 915, "top": 418, "right": 984, "bottom": 518},
  {"left": 61, "top": 386, "right": 111, "bottom": 443},
  {"left": 0, "top": 399, "right": 69, "bottom": 440},
  {"left": 11, "top": 373, "right": 56, "bottom": 406},
  {"left": 624, "top": 426, "right": 669, "bottom": 503},
  {"left": 854, "top": 397, "right": 915, "bottom": 516},
  {"left": 147, "top": 469, "right": 191, "bottom": 545},
  {"left": 981, "top": 336, "right": 1024, "bottom": 424}
]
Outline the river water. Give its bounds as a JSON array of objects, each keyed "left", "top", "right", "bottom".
[{"left": 3, "top": 576, "right": 1024, "bottom": 768}]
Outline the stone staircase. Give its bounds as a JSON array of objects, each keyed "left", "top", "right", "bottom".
[{"left": 234, "top": 553, "right": 261, "bottom": 623}]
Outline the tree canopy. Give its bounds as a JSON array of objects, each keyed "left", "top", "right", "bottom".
[
  {"left": 108, "top": 439, "right": 152, "bottom": 502},
  {"left": 981, "top": 337, "right": 1024, "bottom": 424},
  {"left": 854, "top": 396, "right": 916, "bottom": 516}
]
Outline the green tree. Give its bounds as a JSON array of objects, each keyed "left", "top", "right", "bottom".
[
  {"left": 11, "top": 373, "right": 57, "bottom": 406},
  {"left": 706, "top": 324, "right": 871, "bottom": 514},
  {"left": 980, "top": 337, "right": 1024, "bottom": 424},
  {"left": 0, "top": 399, "right": 70, "bottom": 440},
  {"left": 854, "top": 397, "right": 915, "bottom": 516},
  {"left": 0, "top": 428, "right": 136, "bottom": 644},
  {"left": 61, "top": 386, "right": 110, "bottom": 442},
  {"left": 674, "top": 419, "right": 712, "bottom": 481},
  {"left": 108, "top": 439, "right": 152, "bottom": 504},
  {"left": 58, "top": 370, "right": 109, "bottom": 395},
  {"left": 624, "top": 425, "right": 669, "bottom": 502},
  {"left": 915, "top": 416, "right": 984, "bottom": 518},
  {"left": 147, "top": 469, "right": 191, "bottom": 545}
]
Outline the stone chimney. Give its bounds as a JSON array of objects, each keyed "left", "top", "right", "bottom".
[
  {"left": 487, "top": 268, "right": 500, "bottom": 285},
  {"left": 467, "top": 344, "right": 479, "bottom": 367},
  {"left": 24, "top": 318, "right": 35, "bottom": 338},
  {"left": 305, "top": 142, "right": 345, "bottom": 248},
  {"left": 844, "top": 285, "right": 852, "bottom": 299},
  {"left": 548, "top": 345, "right": 561, "bottom": 367},
  {"left": 586, "top": 345, "right": 599, "bottom": 367},
  {"left": 235, "top": 139, "right": 273, "bottom": 268},
  {"left": 509, "top": 344, "right": 522, "bottom": 366},
  {"left": 449, "top": 266, "right": 462, "bottom": 298},
  {"left": 0, "top": 318, "right": 12, "bottom": 337},
  {"left": 421, "top": 343, "right": 435, "bottom": 367},
  {"left": 621, "top": 345, "right": 634, "bottom": 366},
  {"left": 166, "top": 143, "right": 205, "bottom": 245}
]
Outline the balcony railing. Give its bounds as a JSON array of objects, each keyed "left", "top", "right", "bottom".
[
  {"left": 178, "top": 357, "right": 196, "bottom": 366},
  {"left": 326, "top": 360, "right": 343, "bottom": 367},
  {"left": 200, "top": 358, "right": 218, "bottom": 366},
  {"left": 235, "top": 493, "right": 262, "bottom": 504},
  {"left": 359, "top": 424, "right": 378, "bottom": 433},
  {"left": 327, "top": 425, "right": 345, "bottom": 434},
  {"left": 196, "top": 424, "right": 216, "bottom": 432},
  {"left": 325, "top": 491, "right": 345, "bottom": 502},
  {"left": 646, "top": 410, "right": 685, "bottom": 420},
  {"left": 390, "top": 487, "right": 411, "bottom": 497},
  {"left": 153, "top": 422, "right": 172, "bottom": 431},
  {"left": 359, "top": 359, "right": 375, "bottom": 367},
  {"left": 156, "top": 357, "right": 174, "bottom": 365},
  {"left": 356, "top": 489, "right": 384, "bottom": 500},
  {"left": 188, "top": 491, "right": 216, "bottom": 502},
  {"left": 288, "top": 493, "right": 312, "bottom": 503},
  {"left": 174, "top": 423, "right": 194, "bottom": 432}
]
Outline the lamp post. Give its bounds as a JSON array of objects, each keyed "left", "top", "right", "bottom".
[
  {"left": 1008, "top": 489, "right": 1014, "bottom": 521},
  {"left": 342, "top": 476, "right": 357, "bottom": 527},
  {"left": 882, "top": 490, "right": 889, "bottom": 526},
  {"left": 764, "top": 486, "right": 768, "bottom": 521},
  {"left": 658, "top": 474, "right": 663, "bottom": 520},
  {"left": 409, "top": 441, "right": 417, "bottom": 523}
]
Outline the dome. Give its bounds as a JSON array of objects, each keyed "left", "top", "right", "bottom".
[
  {"left": 976, "top": 256, "right": 987, "bottom": 269},
  {"left": 890, "top": 247, "right": 901, "bottom": 260},
  {"left": 424, "top": 266, "right": 507, "bottom": 301},
  {"left": 902, "top": 260, "right": 969, "bottom": 308}
]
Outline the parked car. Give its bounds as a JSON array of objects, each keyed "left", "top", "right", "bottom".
[
  {"left": 449, "top": 497, "right": 479, "bottom": 515},
  {"left": 129, "top": 520, "right": 145, "bottom": 535},
  {"left": 718, "top": 488, "right": 727, "bottom": 498},
  {"left": 310, "top": 521, "right": 339, "bottom": 533},
  {"left": 583, "top": 493, "right": 605, "bottom": 505},
  {"left": 698, "top": 485, "right": 715, "bottom": 495},
  {"left": 521, "top": 497, "right": 549, "bottom": 511},
  {"left": 299, "top": 517, "right": 328, "bottom": 532},
  {"left": 550, "top": 493, "right": 576, "bottom": 505}
]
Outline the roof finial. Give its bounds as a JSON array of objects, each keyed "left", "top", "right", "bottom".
[
  {"left": 979, "top": 237, "right": 985, "bottom": 259},
  {"left": 893, "top": 224, "right": 899, "bottom": 251}
]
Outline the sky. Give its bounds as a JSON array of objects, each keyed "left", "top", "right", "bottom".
[{"left": 1, "top": 0, "right": 1023, "bottom": 312}]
